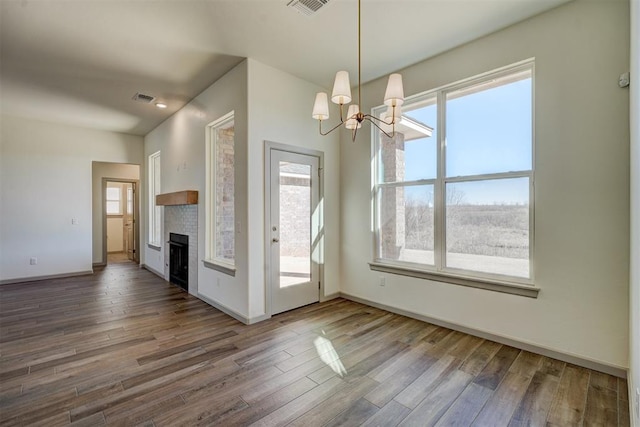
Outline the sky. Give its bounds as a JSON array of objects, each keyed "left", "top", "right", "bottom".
[{"left": 396, "top": 77, "right": 532, "bottom": 205}]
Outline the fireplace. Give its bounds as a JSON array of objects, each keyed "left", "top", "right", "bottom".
[{"left": 168, "top": 233, "right": 188, "bottom": 290}]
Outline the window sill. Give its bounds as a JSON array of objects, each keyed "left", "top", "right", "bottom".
[
  {"left": 368, "top": 262, "right": 539, "bottom": 298},
  {"left": 147, "top": 243, "right": 161, "bottom": 251},
  {"left": 203, "top": 260, "right": 236, "bottom": 277}
]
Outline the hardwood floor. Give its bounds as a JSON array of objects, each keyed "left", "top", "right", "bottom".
[{"left": 0, "top": 262, "right": 630, "bottom": 426}]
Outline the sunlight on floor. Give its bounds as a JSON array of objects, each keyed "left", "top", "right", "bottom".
[{"left": 313, "top": 331, "right": 347, "bottom": 377}]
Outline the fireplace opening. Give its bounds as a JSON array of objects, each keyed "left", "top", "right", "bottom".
[{"left": 168, "top": 233, "right": 188, "bottom": 291}]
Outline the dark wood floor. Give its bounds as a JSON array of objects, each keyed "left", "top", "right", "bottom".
[{"left": 0, "top": 261, "right": 630, "bottom": 426}]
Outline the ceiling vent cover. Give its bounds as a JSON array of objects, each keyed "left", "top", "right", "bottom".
[
  {"left": 287, "top": 0, "right": 330, "bottom": 16},
  {"left": 132, "top": 92, "right": 155, "bottom": 104}
]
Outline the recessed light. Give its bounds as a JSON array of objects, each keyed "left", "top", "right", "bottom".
[{"left": 155, "top": 102, "right": 167, "bottom": 109}]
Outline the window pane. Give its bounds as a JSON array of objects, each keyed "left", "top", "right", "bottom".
[
  {"left": 445, "top": 178, "right": 529, "bottom": 277},
  {"left": 106, "top": 201, "right": 120, "bottom": 215},
  {"left": 106, "top": 187, "right": 120, "bottom": 201},
  {"left": 379, "top": 185, "right": 434, "bottom": 265},
  {"left": 445, "top": 71, "right": 532, "bottom": 177},
  {"left": 148, "top": 152, "right": 161, "bottom": 245},
  {"left": 214, "top": 120, "right": 234, "bottom": 263},
  {"left": 380, "top": 97, "right": 436, "bottom": 183}
]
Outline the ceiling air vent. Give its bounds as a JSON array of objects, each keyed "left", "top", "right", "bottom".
[
  {"left": 287, "top": 0, "right": 330, "bottom": 16},
  {"left": 132, "top": 92, "right": 155, "bottom": 104}
]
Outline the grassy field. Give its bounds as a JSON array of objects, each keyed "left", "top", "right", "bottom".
[{"left": 404, "top": 204, "right": 529, "bottom": 260}]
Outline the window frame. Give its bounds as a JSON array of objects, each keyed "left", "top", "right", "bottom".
[
  {"left": 148, "top": 150, "right": 162, "bottom": 248},
  {"left": 371, "top": 60, "right": 537, "bottom": 295},
  {"left": 204, "top": 111, "right": 236, "bottom": 274}
]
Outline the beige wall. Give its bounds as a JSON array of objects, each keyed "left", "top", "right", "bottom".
[
  {"left": 0, "top": 115, "right": 143, "bottom": 282},
  {"left": 143, "top": 58, "right": 341, "bottom": 322},
  {"left": 340, "top": 0, "right": 630, "bottom": 370},
  {"left": 144, "top": 60, "right": 249, "bottom": 316},
  {"left": 246, "top": 59, "right": 341, "bottom": 319}
]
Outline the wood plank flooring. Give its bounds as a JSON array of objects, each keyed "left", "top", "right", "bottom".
[{"left": 0, "top": 261, "right": 630, "bottom": 426}]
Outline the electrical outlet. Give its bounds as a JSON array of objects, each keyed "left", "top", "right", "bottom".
[
  {"left": 30, "top": 257, "right": 37, "bottom": 265},
  {"left": 379, "top": 276, "right": 386, "bottom": 287}
]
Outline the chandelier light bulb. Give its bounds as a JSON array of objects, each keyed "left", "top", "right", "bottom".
[
  {"left": 345, "top": 104, "right": 362, "bottom": 130},
  {"left": 384, "top": 74, "right": 405, "bottom": 107},
  {"left": 331, "top": 71, "right": 352, "bottom": 105},
  {"left": 312, "top": 92, "right": 330, "bottom": 120}
]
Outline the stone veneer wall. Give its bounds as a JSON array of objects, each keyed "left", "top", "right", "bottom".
[
  {"left": 215, "top": 127, "right": 235, "bottom": 262},
  {"left": 164, "top": 204, "right": 198, "bottom": 294}
]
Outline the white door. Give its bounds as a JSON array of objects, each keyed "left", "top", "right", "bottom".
[{"left": 269, "top": 149, "right": 320, "bottom": 315}]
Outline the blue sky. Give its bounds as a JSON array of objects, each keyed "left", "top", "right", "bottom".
[{"left": 400, "top": 77, "right": 532, "bottom": 205}]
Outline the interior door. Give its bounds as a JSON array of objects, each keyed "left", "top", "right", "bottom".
[
  {"left": 124, "top": 183, "right": 135, "bottom": 261},
  {"left": 269, "top": 149, "right": 320, "bottom": 315}
]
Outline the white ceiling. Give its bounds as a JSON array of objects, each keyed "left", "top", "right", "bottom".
[{"left": 0, "top": 0, "right": 571, "bottom": 136}]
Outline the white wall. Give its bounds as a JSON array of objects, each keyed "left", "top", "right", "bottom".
[
  {"left": 340, "top": 0, "right": 630, "bottom": 371},
  {"left": 0, "top": 115, "right": 143, "bottom": 282},
  {"left": 143, "top": 60, "right": 249, "bottom": 316},
  {"left": 246, "top": 59, "right": 341, "bottom": 319},
  {"left": 92, "top": 163, "right": 140, "bottom": 264},
  {"left": 629, "top": 0, "right": 639, "bottom": 422}
]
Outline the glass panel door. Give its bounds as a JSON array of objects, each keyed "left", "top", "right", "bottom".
[
  {"left": 278, "top": 161, "right": 312, "bottom": 288},
  {"left": 269, "top": 149, "right": 320, "bottom": 315}
]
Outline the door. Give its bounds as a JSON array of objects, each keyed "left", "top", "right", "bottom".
[
  {"left": 269, "top": 149, "right": 320, "bottom": 315},
  {"left": 123, "top": 183, "right": 136, "bottom": 261}
]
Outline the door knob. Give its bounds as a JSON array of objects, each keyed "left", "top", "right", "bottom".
[{"left": 272, "top": 238, "right": 279, "bottom": 243}]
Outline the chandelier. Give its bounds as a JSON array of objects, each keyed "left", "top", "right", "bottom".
[{"left": 311, "top": 0, "right": 405, "bottom": 142}]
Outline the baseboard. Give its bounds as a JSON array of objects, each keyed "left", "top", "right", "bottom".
[
  {"left": 340, "top": 292, "right": 627, "bottom": 379},
  {"left": 0, "top": 270, "right": 94, "bottom": 285},
  {"left": 142, "top": 264, "right": 165, "bottom": 280},
  {"left": 321, "top": 292, "right": 341, "bottom": 302},
  {"left": 92, "top": 262, "right": 106, "bottom": 268},
  {"left": 197, "top": 292, "right": 254, "bottom": 325}
]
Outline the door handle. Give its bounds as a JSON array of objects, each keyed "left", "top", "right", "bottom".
[{"left": 272, "top": 238, "right": 279, "bottom": 243}]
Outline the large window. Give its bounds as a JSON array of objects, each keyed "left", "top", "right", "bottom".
[
  {"left": 205, "top": 111, "right": 235, "bottom": 271},
  {"left": 373, "top": 61, "right": 534, "bottom": 286},
  {"left": 148, "top": 151, "right": 161, "bottom": 247}
]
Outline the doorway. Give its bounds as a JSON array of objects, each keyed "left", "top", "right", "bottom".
[
  {"left": 266, "top": 143, "right": 323, "bottom": 315},
  {"left": 104, "top": 179, "right": 139, "bottom": 264}
]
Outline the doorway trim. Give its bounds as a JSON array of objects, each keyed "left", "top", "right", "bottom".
[
  {"left": 101, "top": 178, "right": 140, "bottom": 265},
  {"left": 264, "top": 141, "right": 325, "bottom": 317}
]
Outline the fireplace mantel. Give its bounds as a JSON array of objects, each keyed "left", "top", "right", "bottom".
[{"left": 156, "top": 190, "right": 198, "bottom": 206}]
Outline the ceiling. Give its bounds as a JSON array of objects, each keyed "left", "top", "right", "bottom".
[{"left": 0, "top": 0, "right": 571, "bottom": 136}]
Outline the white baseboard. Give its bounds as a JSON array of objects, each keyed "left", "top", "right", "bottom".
[
  {"left": 141, "top": 264, "right": 165, "bottom": 280},
  {"left": 0, "top": 270, "right": 94, "bottom": 285},
  {"left": 322, "top": 292, "right": 341, "bottom": 302},
  {"left": 197, "top": 292, "right": 269, "bottom": 325},
  {"left": 340, "top": 292, "right": 627, "bottom": 379}
]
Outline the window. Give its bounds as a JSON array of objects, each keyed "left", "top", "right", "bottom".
[
  {"left": 148, "top": 151, "right": 161, "bottom": 246},
  {"left": 106, "top": 185, "right": 122, "bottom": 215},
  {"left": 205, "top": 111, "right": 235, "bottom": 271},
  {"left": 373, "top": 61, "right": 534, "bottom": 287}
]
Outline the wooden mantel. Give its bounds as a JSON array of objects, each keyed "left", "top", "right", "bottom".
[{"left": 156, "top": 190, "right": 198, "bottom": 206}]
